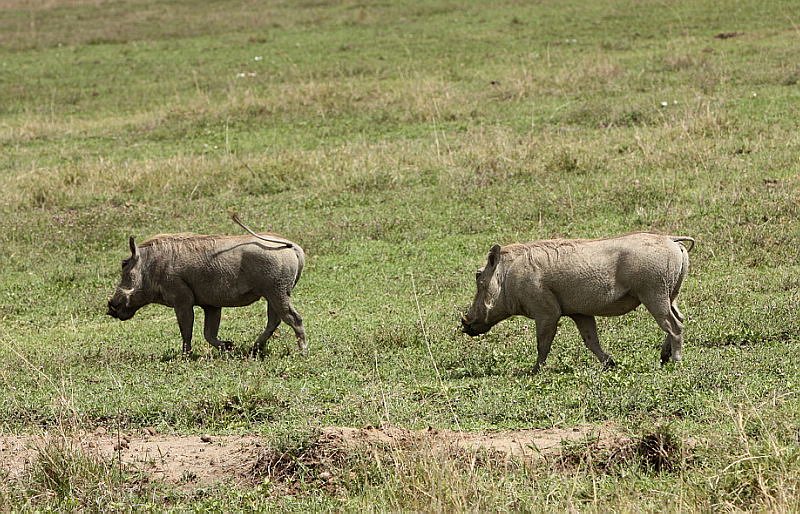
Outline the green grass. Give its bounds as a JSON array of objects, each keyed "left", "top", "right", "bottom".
[{"left": 1, "top": 0, "right": 799, "bottom": 509}]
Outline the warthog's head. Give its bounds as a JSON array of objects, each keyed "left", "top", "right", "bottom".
[
  {"left": 461, "top": 244, "right": 509, "bottom": 336},
  {"left": 107, "top": 236, "right": 149, "bottom": 321}
]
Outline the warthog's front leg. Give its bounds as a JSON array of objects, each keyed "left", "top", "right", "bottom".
[
  {"left": 174, "top": 304, "right": 194, "bottom": 354},
  {"left": 570, "top": 314, "right": 616, "bottom": 368},
  {"left": 532, "top": 318, "right": 558, "bottom": 373},
  {"left": 202, "top": 306, "right": 233, "bottom": 351}
]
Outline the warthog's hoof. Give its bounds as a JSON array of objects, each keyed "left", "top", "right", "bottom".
[{"left": 603, "top": 358, "right": 618, "bottom": 369}]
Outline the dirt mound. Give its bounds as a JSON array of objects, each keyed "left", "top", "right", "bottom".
[
  {"left": 320, "top": 423, "right": 623, "bottom": 459},
  {"left": 0, "top": 424, "right": 626, "bottom": 488}
]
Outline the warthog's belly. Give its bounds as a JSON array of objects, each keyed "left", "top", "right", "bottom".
[
  {"left": 194, "top": 288, "right": 262, "bottom": 308},
  {"left": 216, "top": 293, "right": 262, "bottom": 308},
  {"left": 590, "top": 294, "right": 641, "bottom": 317}
]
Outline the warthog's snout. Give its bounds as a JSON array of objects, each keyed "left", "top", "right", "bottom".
[
  {"left": 461, "top": 323, "right": 479, "bottom": 337},
  {"left": 461, "top": 316, "right": 488, "bottom": 337},
  {"left": 107, "top": 300, "right": 120, "bottom": 319},
  {"left": 460, "top": 315, "right": 471, "bottom": 334},
  {"left": 107, "top": 300, "right": 133, "bottom": 321}
]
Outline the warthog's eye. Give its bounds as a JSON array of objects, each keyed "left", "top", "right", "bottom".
[
  {"left": 121, "top": 258, "right": 130, "bottom": 269},
  {"left": 475, "top": 268, "right": 484, "bottom": 280}
]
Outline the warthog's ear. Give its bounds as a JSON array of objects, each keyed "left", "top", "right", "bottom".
[
  {"left": 487, "top": 244, "right": 502, "bottom": 267},
  {"left": 128, "top": 236, "right": 138, "bottom": 258}
]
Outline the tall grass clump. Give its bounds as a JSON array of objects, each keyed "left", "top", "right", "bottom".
[{"left": 0, "top": 436, "right": 142, "bottom": 511}]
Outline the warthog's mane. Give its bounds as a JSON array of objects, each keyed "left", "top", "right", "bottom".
[
  {"left": 503, "top": 239, "right": 582, "bottom": 266},
  {"left": 139, "top": 233, "right": 217, "bottom": 247},
  {"left": 137, "top": 234, "right": 228, "bottom": 257},
  {"left": 138, "top": 233, "right": 288, "bottom": 254},
  {"left": 503, "top": 232, "right": 681, "bottom": 266}
]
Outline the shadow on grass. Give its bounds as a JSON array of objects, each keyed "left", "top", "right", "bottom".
[
  {"left": 159, "top": 348, "right": 202, "bottom": 362},
  {"left": 158, "top": 340, "right": 298, "bottom": 362}
]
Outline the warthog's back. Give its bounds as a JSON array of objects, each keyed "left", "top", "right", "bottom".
[
  {"left": 503, "top": 233, "right": 690, "bottom": 317},
  {"left": 140, "top": 233, "right": 303, "bottom": 308}
]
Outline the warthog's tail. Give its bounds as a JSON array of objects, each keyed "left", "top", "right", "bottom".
[
  {"left": 670, "top": 238, "right": 692, "bottom": 322},
  {"left": 670, "top": 236, "right": 695, "bottom": 252},
  {"left": 230, "top": 213, "right": 293, "bottom": 248},
  {"left": 292, "top": 245, "right": 305, "bottom": 288}
]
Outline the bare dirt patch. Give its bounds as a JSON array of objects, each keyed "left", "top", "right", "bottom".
[
  {"left": 0, "top": 424, "right": 626, "bottom": 488},
  {"left": 0, "top": 430, "right": 262, "bottom": 487}
]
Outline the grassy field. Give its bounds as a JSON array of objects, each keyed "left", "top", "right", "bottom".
[{"left": 1, "top": 0, "right": 799, "bottom": 510}]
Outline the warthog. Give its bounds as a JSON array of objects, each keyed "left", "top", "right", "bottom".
[
  {"left": 461, "top": 233, "right": 695, "bottom": 370},
  {"left": 107, "top": 215, "right": 306, "bottom": 357}
]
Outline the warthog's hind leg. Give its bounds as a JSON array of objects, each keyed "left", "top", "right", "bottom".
[
  {"left": 642, "top": 295, "right": 684, "bottom": 365},
  {"left": 251, "top": 302, "right": 281, "bottom": 358},
  {"left": 202, "top": 306, "right": 233, "bottom": 351},
  {"left": 570, "top": 314, "right": 616, "bottom": 368},
  {"left": 281, "top": 302, "right": 307, "bottom": 355}
]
